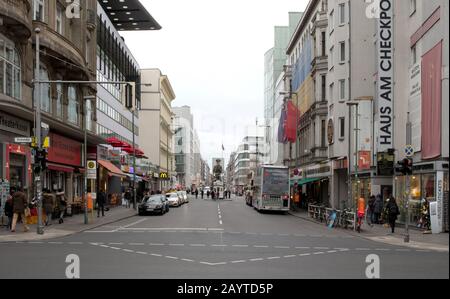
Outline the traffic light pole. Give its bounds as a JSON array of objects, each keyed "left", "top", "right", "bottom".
[
  {"left": 35, "top": 28, "right": 44, "bottom": 235},
  {"left": 405, "top": 173, "right": 410, "bottom": 243}
]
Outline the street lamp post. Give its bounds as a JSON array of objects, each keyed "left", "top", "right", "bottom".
[{"left": 83, "top": 95, "right": 96, "bottom": 224}]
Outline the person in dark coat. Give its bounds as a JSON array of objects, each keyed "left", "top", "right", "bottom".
[
  {"left": 207, "top": 190, "right": 210, "bottom": 199},
  {"left": 4, "top": 193, "right": 14, "bottom": 230},
  {"left": 195, "top": 189, "right": 199, "bottom": 199},
  {"left": 11, "top": 188, "right": 29, "bottom": 232},
  {"left": 373, "top": 194, "right": 384, "bottom": 224},
  {"left": 386, "top": 196, "right": 400, "bottom": 233},
  {"left": 211, "top": 190, "right": 215, "bottom": 200},
  {"left": 368, "top": 195, "right": 376, "bottom": 225},
  {"left": 42, "top": 189, "right": 54, "bottom": 226},
  {"left": 200, "top": 189, "right": 204, "bottom": 199},
  {"left": 97, "top": 189, "right": 106, "bottom": 217},
  {"left": 56, "top": 189, "right": 67, "bottom": 224}
]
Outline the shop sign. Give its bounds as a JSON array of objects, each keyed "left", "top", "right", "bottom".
[
  {"left": 409, "top": 63, "right": 421, "bottom": 98},
  {"left": 87, "top": 160, "right": 97, "bottom": 179},
  {"left": 305, "top": 163, "right": 331, "bottom": 178},
  {"left": 435, "top": 171, "right": 444, "bottom": 233},
  {"left": 160, "top": 172, "right": 169, "bottom": 180},
  {"left": 0, "top": 111, "right": 30, "bottom": 136},
  {"left": 358, "top": 151, "right": 372, "bottom": 170},
  {"left": 376, "top": 0, "right": 394, "bottom": 152},
  {"left": 47, "top": 133, "right": 82, "bottom": 166},
  {"left": 377, "top": 152, "right": 394, "bottom": 176},
  {"left": 153, "top": 172, "right": 159, "bottom": 179}
]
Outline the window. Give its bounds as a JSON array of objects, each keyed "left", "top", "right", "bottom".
[
  {"left": 321, "top": 75, "right": 326, "bottom": 101},
  {"left": 0, "top": 36, "right": 21, "bottom": 100},
  {"left": 339, "top": 117, "right": 345, "bottom": 139},
  {"left": 55, "top": 83, "right": 63, "bottom": 119},
  {"left": 33, "top": 63, "right": 50, "bottom": 113},
  {"left": 56, "top": 4, "right": 63, "bottom": 34},
  {"left": 340, "top": 41, "right": 345, "bottom": 62},
  {"left": 339, "top": 3, "right": 345, "bottom": 24},
  {"left": 410, "top": 0, "right": 416, "bottom": 16},
  {"left": 339, "top": 79, "right": 345, "bottom": 100},
  {"left": 85, "top": 98, "right": 92, "bottom": 132},
  {"left": 321, "top": 31, "right": 326, "bottom": 56},
  {"left": 68, "top": 85, "right": 78, "bottom": 124},
  {"left": 33, "top": 0, "right": 45, "bottom": 22},
  {"left": 321, "top": 119, "right": 326, "bottom": 147}
]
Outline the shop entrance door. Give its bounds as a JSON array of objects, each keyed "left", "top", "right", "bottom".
[{"left": 9, "top": 154, "right": 25, "bottom": 190}]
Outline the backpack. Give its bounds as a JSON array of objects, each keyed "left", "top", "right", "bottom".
[{"left": 389, "top": 203, "right": 399, "bottom": 215}]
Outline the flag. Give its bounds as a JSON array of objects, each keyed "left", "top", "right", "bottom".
[
  {"left": 278, "top": 103, "right": 287, "bottom": 143},
  {"left": 285, "top": 101, "right": 298, "bottom": 143}
]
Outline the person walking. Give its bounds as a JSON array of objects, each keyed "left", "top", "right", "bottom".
[
  {"left": 56, "top": 189, "right": 67, "bottom": 224},
  {"left": 42, "top": 189, "right": 54, "bottom": 226},
  {"left": 97, "top": 189, "right": 106, "bottom": 217},
  {"left": 195, "top": 189, "right": 199, "bottom": 199},
  {"left": 207, "top": 190, "right": 210, "bottom": 199},
  {"left": 4, "top": 192, "right": 14, "bottom": 230},
  {"left": 124, "top": 188, "right": 132, "bottom": 208},
  {"left": 368, "top": 195, "right": 376, "bottom": 226},
  {"left": 201, "top": 189, "right": 204, "bottom": 199},
  {"left": 11, "top": 187, "right": 30, "bottom": 232},
  {"left": 211, "top": 190, "right": 215, "bottom": 200},
  {"left": 373, "top": 194, "right": 383, "bottom": 224},
  {"left": 386, "top": 196, "right": 400, "bottom": 234}
]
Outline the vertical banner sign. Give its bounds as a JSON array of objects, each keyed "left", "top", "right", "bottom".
[
  {"left": 377, "top": 0, "right": 394, "bottom": 152},
  {"left": 436, "top": 171, "right": 443, "bottom": 233}
]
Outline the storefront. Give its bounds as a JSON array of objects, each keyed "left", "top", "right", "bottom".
[
  {"left": 395, "top": 165, "right": 449, "bottom": 232},
  {"left": 98, "top": 159, "right": 126, "bottom": 206},
  {"left": 0, "top": 111, "right": 32, "bottom": 192},
  {"left": 44, "top": 132, "right": 83, "bottom": 204}
]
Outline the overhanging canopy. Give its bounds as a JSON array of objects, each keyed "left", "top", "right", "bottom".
[
  {"left": 98, "top": 160, "right": 126, "bottom": 178},
  {"left": 290, "top": 177, "right": 322, "bottom": 186}
]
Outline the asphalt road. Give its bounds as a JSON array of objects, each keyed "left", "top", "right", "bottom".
[{"left": 0, "top": 195, "right": 448, "bottom": 279}]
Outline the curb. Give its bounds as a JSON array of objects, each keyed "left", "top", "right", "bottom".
[
  {"left": 0, "top": 211, "right": 137, "bottom": 243},
  {"left": 288, "top": 211, "right": 448, "bottom": 252}
]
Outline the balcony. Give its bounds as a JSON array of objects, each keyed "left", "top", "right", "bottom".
[
  {"left": 311, "top": 55, "right": 328, "bottom": 75},
  {"left": 311, "top": 147, "right": 328, "bottom": 162},
  {"left": 0, "top": 0, "right": 32, "bottom": 39}
]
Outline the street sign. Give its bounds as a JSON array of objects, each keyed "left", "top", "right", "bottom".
[
  {"left": 87, "top": 160, "right": 97, "bottom": 179},
  {"left": 14, "top": 137, "right": 33, "bottom": 143},
  {"left": 405, "top": 145, "right": 414, "bottom": 157}
]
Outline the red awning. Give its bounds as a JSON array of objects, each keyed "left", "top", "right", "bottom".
[
  {"left": 47, "top": 163, "right": 74, "bottom": 173},
  {"left": 98, "top": 160, "right": 126, "bottom": 178},
  {"left": 106, "top": 137, "right": 126, "bottom": 148}
]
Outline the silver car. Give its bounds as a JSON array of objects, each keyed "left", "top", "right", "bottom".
[
  {"left": 166, "top": 193, "right": 181, "bottom": 207},
  {"left": 181, "top": 191, "right": 189, "bottom": 203}
]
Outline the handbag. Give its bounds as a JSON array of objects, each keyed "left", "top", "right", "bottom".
[{"left": 24, "top": 207, "right": 31, "bottom": 217}]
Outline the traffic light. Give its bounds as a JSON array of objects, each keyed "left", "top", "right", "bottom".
[
  {"left": 34, "top": 149, "right": 48, "bottom": 173},
  {"left": 125, "top": 83, "right": 133, "bottom": 109},
  {"left": 395, "top": 158, "right": 413, "bottom": 175}
]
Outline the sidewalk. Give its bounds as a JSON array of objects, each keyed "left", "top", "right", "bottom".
[
  {"left": 288, "top": 209, "right": 449, "bottom": 252},
  {"left": 0, "top": 206, "right": 137, "bottom": 242}
]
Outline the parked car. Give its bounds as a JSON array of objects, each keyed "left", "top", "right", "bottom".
[
  {"left": 166, "top": 192, "right": 181, "bottom": 207},
  {"left": 138, "top": 195, "right": 167, "bottom": 215},
  {"left": 182, "top": 191, "right": 189, "bottom": 203}
]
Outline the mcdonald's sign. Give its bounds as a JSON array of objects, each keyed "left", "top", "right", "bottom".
[{"left": 159, "top": 172, "right": 169, "bottom": 180}]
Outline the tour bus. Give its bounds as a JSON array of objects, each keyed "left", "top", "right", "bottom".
[{"left": 252, "top": 165, "right": 290, "bottom": 212}]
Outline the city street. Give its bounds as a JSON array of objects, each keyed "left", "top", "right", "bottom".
[{"left": 0, "top": 195, "right": 448, "bottom": 279}]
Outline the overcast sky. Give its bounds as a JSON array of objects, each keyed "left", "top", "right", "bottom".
[{"left": 122, "top": 0, "right": 308, "bottom": 167}]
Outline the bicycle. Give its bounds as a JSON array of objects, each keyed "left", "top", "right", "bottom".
[{"left": 326, "top": 209, "right": 338, "bottom": 228}]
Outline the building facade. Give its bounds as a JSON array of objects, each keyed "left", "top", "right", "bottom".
[
  {"left": 140, "top": 69, "right": 176, "bottom": 191},
  {"left": 1, "top": 0, "right": 102, "bottom": 206}
]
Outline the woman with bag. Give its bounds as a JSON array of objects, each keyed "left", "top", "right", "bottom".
[
  {"left": 57, "top": 189, "right": 67, "bottom": 224},
  {"left": 11, "top": 187, "right": 30, "bottom": 232},
  {"left": 386, "top": 196, "right": 400, "bottom": 234}
]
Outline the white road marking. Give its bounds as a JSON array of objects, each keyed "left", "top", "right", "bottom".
[
  {"left": 211, "top": 244, "right": 227, "bottom": 247},
  {"left": 150, "top": 253, "right": 162, "bottom": 257},
  {"left": 48, "top": 242, "right": 63, "bottom": 244},
  {"left": 299, "top": 253, "right": 311, "bottom": 256},
  {"left": 123, "top": 249, "right": 134, "bottom": 253},
  {"left": 313, "top": 252, "right": 325, "bottom": 255},
  {"left": 232, "top": 245, "right": 249, "bottom": 247},
  {"left": 254, "top": 245, "right": 269, "bottom": 248},
  {"left": 169, "top": 244, "right": 185, "bottom": 246},
  {"left": 314, "top": 247, "right": 330, "bottom": 250},
  {"left": 129, "top": 243, "right": 144, "bottom": 245},
  {"left": 231, "top": 260, "right": 246, "bottom": 263},
  {"left": 207, "top": 228, "right": 224, "bottom": 231},
  {"left": 109, "top": 243, "right": 123, "bottom": 245},
  {"left": 149, "top": 243, "right": 164, "bottom": 246},
  {"left": 110, "top": 247, "right": 121, "bottom": 250},
  {"left": 250, "top": 258, "right": 264, "bottom": 261},
  {"left": 100, "top": 245, "right": 109, "bottom": 248},
  {"left": 219, "top": 220, "right": 223, "bottom": 225},
  {"left": 327, "top": 250, "right": 338, "bottom": 253},
  {"left": 120, "top": 218, "right": 148, "bottom": 229},
  {"left": 165, "top": 256, "right": 178, "bottom": 259},
  {"left": 275, "top": 246, "right": 290, "bottom": 249},
  {"left": 284, "top": 255, "right": 296, "bottom": 258},
  {"left": 190, "top": 244, "right": 206, "bottom": 247},
  {"left": 295, "top": 246, "right": 310, "bottom": 249},
  {"left": 181, "top": 258, "right": 195, "bottom": 262},
  {"left": 267, "top": 256, "right": 281, "bottom": 260},
  {"left": 136, "top": 251, "right": 148, "bottom": 255}
]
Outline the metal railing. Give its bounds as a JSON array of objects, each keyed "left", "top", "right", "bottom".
[{"left": 308, "top": 204, "right": 356, "bottom": 230}]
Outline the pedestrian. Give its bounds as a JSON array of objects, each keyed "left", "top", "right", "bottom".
[
  {"left": 368, "top": 195, "right": 376, "bottom": 225},
  {"left": 195, "top": 189, "right": 199, "bottom": 199},
  {"left": 211, "top": 190, "right": 215, "bottom": 200},
  {"left": 386, "top": 196, "right": 400, "bottom": 234},
  {"left": 42, "top": 189, "right": 54, "bottom": 226},
  {"left": 97, "top": 189, "right": 106, "bottom": 217},
  {"left": 4, "top": 192, "right": 14, "bottom": 230},
  {"left": 229, "top": 190, "right": 231, "bottom": 199},
  {"left": 57, "top": 189, "right": 67, "bottom": 224},
  {"left": 373, "top": 194, "right": 383, "bottom": 224},
  {"left": 11, "top": 187, "right": 30, "bottom": 232},
  {"left": 207, "top": 190, "right": 210, "bottom": 199},
  {"left": 201, "top": 189, "right": 204, "bottom": 199},
  {"left": 124, "top": 188, "right": 132, "bottom": 208}
]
